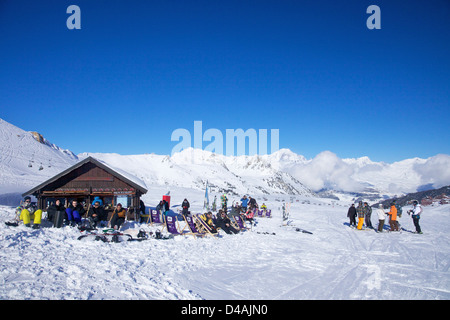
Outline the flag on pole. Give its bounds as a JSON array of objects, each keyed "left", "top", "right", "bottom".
[{"left": 204, "top": 180, "right": 209, "bottom": 210}]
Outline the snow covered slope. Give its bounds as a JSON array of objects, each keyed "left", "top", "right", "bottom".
[
  {"left": 0, "top": 118, "right": 78, "bottom": 203},
  {"left": 1, "top": 118, "right": 449, "bottom": 301},
  {"left": 1, "top": 196, "right": 448, "bottom": 300}
]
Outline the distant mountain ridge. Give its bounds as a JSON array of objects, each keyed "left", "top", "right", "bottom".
[
  {"left": 1, "top": 118, "right": 450, "bottom": 205},
  {"left": 378, "top": 185, "right": 450, "bottom": 207}
]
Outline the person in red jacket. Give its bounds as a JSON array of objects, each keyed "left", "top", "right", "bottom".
[{"left": 244, "top": 207, "right": 255, "bottom": 225}]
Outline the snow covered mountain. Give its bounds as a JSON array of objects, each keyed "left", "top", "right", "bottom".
[
  {"left": 1, "top": 118, "right": 450, "bottom": 205},
  {"left": 79, "top": 147, "right": 450, "bottom": 204},
  {"left": 0, "top": 118, "right": 78, "bottom": 203},
  {"left": 78, "top": 148, "right": 316, "bottom": 201}
]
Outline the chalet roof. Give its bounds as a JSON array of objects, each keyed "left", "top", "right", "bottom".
[{"left": 22, "top": 156, "right": 148, "bottom": 197}]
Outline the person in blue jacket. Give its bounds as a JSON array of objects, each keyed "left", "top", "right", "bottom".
[{"left": 240, "top": 195, "right": 249, "bottom": 213}]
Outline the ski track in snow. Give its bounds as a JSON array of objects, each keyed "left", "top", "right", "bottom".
[{"left": 0, "top": 200, "right": 449, "bottom": 300}]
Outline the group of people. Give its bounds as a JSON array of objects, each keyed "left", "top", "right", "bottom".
[
  {"left": 215, "top": 194, "right": 264, "bottom": 213},
  {"left": 155, "top": 199, "right": 171, "bottom": 217},
  {"left": 198, "top": 208, "right": 258, "bottom": 235},
  {"left": 16, "top": 196, "right": 128, "bottom": 230},
  {"left": 183, "top": 194, "right": 268, "bottom": 228},
  {"left": 14, "top": 193, "right": 267, "bottom": 235},
  {"left": 177, "top": 195, "right": 262, "bottom": 235},
  {"left": 230, "top": 195, "right": 270, "bottom": 223},
  {"left": 347, "top": 200, "right": 423, "bottom": 233},
  {"left": 234, "top": 195, "right": 259, "bottom": 212},
  {"left": 198, "top": 210, "right": 239, "bottom": 235}
]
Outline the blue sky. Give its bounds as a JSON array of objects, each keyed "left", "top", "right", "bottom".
[{"left": 0, "top": 0, "right": 449, "bottom": 162}]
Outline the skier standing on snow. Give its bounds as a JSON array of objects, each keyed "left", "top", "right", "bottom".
[
  {"left": 240, "top": 195, "right": 249, "bottom": 213},
  {"left": 248, "top": 196, "right": 257, "bottom": 210},
  {"left": 156, "top": 200, "right": 164, "bottom": 213},
  {"left": 181, "top": 198, "right": 190, "bottom": 216},
  {"left": 347, "top": 203, "right": 357, "bottom": 227},
  {"left": 364, "top": 202, "right": 373, "bottom": 229},
  {"left": 388, "top": 201, "right": 399, "bottom": 231},
  {"left": 221, "top": 194, "right": 228, "bottom": 212},
  {"left": 408, "top": 200, "right": 423, "bottom": 234},
  {"left": 395, "top": 201, "right": 403, "bottom": 229},
  {"left": 376, "top": 204, "right": 387, "bottom": 232},
  {"left": 212, "top": 195, "right": 217, "bottom": 212},
  {"left": 356, "top": 201, "right": 365, "bottom": 230}
]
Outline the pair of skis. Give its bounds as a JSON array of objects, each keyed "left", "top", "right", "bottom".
[
  {"left": 77, "top": 228, "right": 132, "bottom": 242},
  {"left": 77, "top": 227, "right": 173, "bottom": 242},
  {"left": 282, "top": 221, "right": 313, "bottom": 235},
  {"left": 77, "top": 227, "right": 150, "bottom": 242}
]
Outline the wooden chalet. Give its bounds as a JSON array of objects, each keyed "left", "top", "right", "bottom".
[{"left": 22, "top": 156, "right": 148, "bottom": 219}]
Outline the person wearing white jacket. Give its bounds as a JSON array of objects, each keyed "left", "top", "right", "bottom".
[
  {"left": 409, "top": 200, "right": 423, "bottom": 234},
  {"left": 376, "top": 204, "right": 387, "bottom": 232}
]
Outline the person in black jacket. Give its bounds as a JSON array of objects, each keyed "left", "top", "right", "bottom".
[
  {"left": 347, "top": 204, "right": 357, "bottom": 227},
  {"left": 181, "top": 198, "right": 190, "bottom": 216},
  {"left": 163, "top": 200, "right": 170, "bottom": 212},
  {"left": 216, "top": 210, "right": 239, "bottom": 234},
  {"left": 160, "top": 199, "right": 170, "bottom": 218},
  {"left": 47, "top": 199, "right": 66, "bottom": 222},
  {"left": 87, "top": 200, "right": 107, "bottom": 228},
  {"left": 248, "top": 196, "right": 257, "bottom": 209},
  {"left": 139, "top": 199, "right": 146, "bottom": 223}
]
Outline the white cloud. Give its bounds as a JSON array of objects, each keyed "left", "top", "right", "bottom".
[
  {"left": 287, "top": 151, "right": 366, "bottom": 192},
  {"left": 284, "top": 151, "right": 450, "bottom": 195},
  {"left": 413, "top": 154, "right": 450, "bottom": 189}
]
